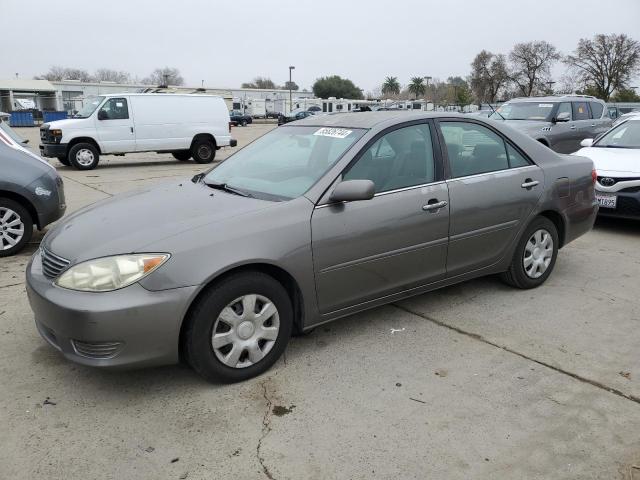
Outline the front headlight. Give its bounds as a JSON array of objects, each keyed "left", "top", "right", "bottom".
[{"left": 55, "top": 254, "right": 170, "bottom": 292}]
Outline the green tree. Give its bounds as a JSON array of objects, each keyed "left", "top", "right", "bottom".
[
  {"left": 610, "top": 88, "right": 640, "bottom": 102},
  {"left": 408, "top": 77, "right": 426, "bottom": 99},
  {"left": 312, "top": 75, "right": 363, "bottom": 99},
  {"left": 565, "top": 33, "right": 640, "bottom": 100},
  {"left": 381, "top": 76, "right": 401, "bottom": 96}
]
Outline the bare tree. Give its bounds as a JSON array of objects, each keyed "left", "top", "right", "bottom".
[
  {"left": 509, "top": 41, "right": 560, "bottom": 96},
  {"left": 470, "top": 51, "right": 509, "bottom": 103},
  {"left": 142, "top": 67, "right": 184, "bottom": 86},
  {"left": 564, "top": 33, "right": 640, "bottom": 100},
  {"left": 94, "top": 69, "right": 132, "bottom": 84},
  {"left": 241, "top": 77, "right": 278, "bottom": 89},
  {"left": 36, "top": 66, "right": 94, "bottom": 82}
]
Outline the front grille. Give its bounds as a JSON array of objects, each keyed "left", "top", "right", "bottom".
[
  {"left": 41, "top": 248, "right": 71, "bottom": 279},
  {"left": 616, "top": 197, "right": 640, "bottom": 216},
  {"left": 620, "top": 185, "right": 640, "bottom": 193},
  {"left": 40, "top": 127, "right": 54, "bottom": 143},
  {"left": 72, "top": 340, "right": 123, "bottom": 359}
]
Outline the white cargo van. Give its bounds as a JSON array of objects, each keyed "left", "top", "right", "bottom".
[{"left": 39, "top": 93, "right": 236, "bottom": 170}]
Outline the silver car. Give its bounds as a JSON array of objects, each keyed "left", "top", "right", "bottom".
[
  {"left": 490, "top": 95, "right": 612, "bottom": 153},
  {"left": 26, "top": 112, "right": 598, "bottom": 382}
]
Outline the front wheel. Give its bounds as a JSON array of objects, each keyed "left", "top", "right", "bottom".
[
  {"left": 500, "top": 217, "right": 559, "bottom": 289},
  {"left": 184, "top": 272, "right": 293, "bottom": 383},
  {"left": 191, "top": 138, "right": 216, "bottom": 164},
  {"left": 241, "top": 120, "right": 247, "bottom": 127},
  {"left": 68, "top": 143, "right": 100, "bottom": 170},
  {"left": 0, "top": 198, "right": 33, "bottom": 257}
]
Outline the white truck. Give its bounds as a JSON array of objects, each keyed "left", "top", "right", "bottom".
[{"left": 39, "top": 93, "right": 236, "bottom": 170}]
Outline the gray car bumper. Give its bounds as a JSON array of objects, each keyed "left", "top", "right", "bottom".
[{"left": 25, "top": 251, "right": 198, "bottom": 369}]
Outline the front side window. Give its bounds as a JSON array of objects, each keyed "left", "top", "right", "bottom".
[
  {"left": 204, "top": 126, "right": 365, "bottom": 200},
  {"left": 594, "top": 121, "right": 640, "bottom": 148},
  {"left": 441, "top": 122, "right": 509, "bottom": 178},
  {"left": 556, "top": 102, "right": 572, "bottom": 121},
  {"left": 99, "top": 98, "right": 129, "bottom": 120},
  {"left": 572, "top": 102, "right": 590, "bottom": 120},
  {"left": 343, "top": 123, "right": 435, "bottom": 193}
]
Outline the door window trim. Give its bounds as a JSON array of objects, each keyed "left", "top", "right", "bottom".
[{"left": 434, "top": 117, "right": 536, "bottom": 181}]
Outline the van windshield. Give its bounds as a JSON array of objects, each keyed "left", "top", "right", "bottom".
[
  {"left": 73, "top": 96, "right": 104, "bottom": 118},
  {"left": 203, "top": 125, "right": 365, "bottom": 201}
]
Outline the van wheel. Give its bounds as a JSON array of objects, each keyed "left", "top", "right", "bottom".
[
  {"left": 184, "top": 272, "right": 293, "bottom": 383},
  {"left": 0, "top": 198, "right": 33, "bottom": 257},
  {"left": 192, "top": 138, "right": 216, "bottom": 164},
  {"left": 57, "top": 156, "right": 70, "bottom": 166},
  {"left": 172, "top": 151, "right": 192, "bottom": 161},
  {"left": 69, "top": 143, "right": 100, "bottom": 170}
]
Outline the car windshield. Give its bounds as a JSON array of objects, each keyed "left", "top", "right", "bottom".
[
  {"left": 203, "top": 125, "right": 366, "bottom": 201},
  {"left": 73, "top": 96, "right": 104, "bottom": 118},
  {"left": 0, "top": 119, "right": 26, "bottom": 144},
  {"left": 594, "top": 120, "right": 640, "bottom": 149},
  {"left": 490, "top": 102, "right": 555, "bottom": 121}
]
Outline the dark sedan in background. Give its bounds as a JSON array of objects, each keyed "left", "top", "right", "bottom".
[
  {"left": 26, "top": 112, "right": 597, "bottom": 383},
  {"left": 229, "top": 110, "right": 253, "bottom": 127}
]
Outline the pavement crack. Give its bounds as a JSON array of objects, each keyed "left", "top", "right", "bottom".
[
  {"left": 393, "top": 303, "right": 640, "bottom": 406},
  {"left": 0, "top": 282, "right": 24, "bottom": 289},
  {"left": 60, "top": 174, "right": 113, "bottom": 197},
  {"left": 256, "top": 380, "right": 276, "bottom": 480}
]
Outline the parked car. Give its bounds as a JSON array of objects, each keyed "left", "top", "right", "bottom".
[
  {"left": 0, "top": 125, "right": 66, "bottom": 257},
  {"left": 573, "top": 117, "right": 640, "bottom": 219},
  {"left": 26, "top": 112, "right": 597, "bottom": 382},
  {"left": 0, "top": 112, "right": 28, "bottom": 145},
  {"left": 612, "top": 110, "right": 640, "bottom": 127},
  {"left": 265, "top": 111, "right": 280, "bottom": 119},
  {"left": 277, "top": 110, "right": 315, "bottom": 125},
  {"left": 39, "top": 94, "right": 236, "bottom": 170},
  {"left": 229, "top": 110, "right": 253, "bottom": 127},
  {"left": 489, "top": 95, "right": 611, "bottom": 153}
]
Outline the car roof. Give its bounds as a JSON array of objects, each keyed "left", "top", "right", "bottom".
[
  {"left": 292, "top": 111, "right": 465, "bottom": 129},
  {"left": 99, "top": 93, "right": 223, "bottom": 99},
  {"left": 508, "top": 95, "right": 602, "bottom": 103}
]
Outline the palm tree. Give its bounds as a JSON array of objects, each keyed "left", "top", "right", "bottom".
[
  {"left": 408, "top": 77, "right": 426, "bottom": 99},
  {"left": 381, "top": 76, "right": 400, "bottom": 96}
]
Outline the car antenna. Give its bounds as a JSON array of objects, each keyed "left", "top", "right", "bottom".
[{"left": 488, "top": 103, "right": 505, "bottom": 120}]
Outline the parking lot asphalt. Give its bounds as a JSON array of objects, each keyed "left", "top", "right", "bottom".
[{"left": 1, "top": 125, "right": 639, "bottom": 480}]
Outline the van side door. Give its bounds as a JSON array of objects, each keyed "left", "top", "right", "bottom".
[{"left": 95, "top": 97, "right": 136, "bottom": 153}]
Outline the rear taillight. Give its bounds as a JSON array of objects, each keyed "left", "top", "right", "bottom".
[{"left": 591, "top": 169, "right": 597, "bottom": 184}]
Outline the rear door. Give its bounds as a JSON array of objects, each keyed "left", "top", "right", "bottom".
[
  {"left": 311, "top": 121, "right": 449, "bottom": 314},
  {"left": 588, "top": 101, "right": 612, "bottom": 139},
  {"left": 95, "top": 97, "right": 136, "bottom": 153},
  {"left": 438, "top": 119, "right": 544, "bottom": 276}
]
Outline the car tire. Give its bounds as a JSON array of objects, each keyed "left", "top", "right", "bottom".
[
  {"left": 172, "top": 150, "right": 192, "bottom": 161},
  {"left": 0, "top": 198, "right": 33, "bottom": 257},
  {"left": 241, "top": 120, "right": 247, "bottom": 127},
  {"left": 191, "top": 138, "right": 216, "bottom": 164},
  {"left": 184, "top": 272, "right": 293, "bottom": 383},
  {"left": 57, "top": 156, "right": 71, "bottom": 166},
  {"left": 500, "top": 216, "right": 559, "bottom": 289},
  {"left": 68, "top": 143, "right": 100, "bottom": 170}
]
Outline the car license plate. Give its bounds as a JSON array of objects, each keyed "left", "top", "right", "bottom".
[{"left": 596, "top": 192, "right": 617, "bottom": 209}]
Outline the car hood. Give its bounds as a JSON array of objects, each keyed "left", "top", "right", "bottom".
[
  {"left": 43, "top": 179, "right": 276, "bottom": 263},
  {"left": 44, "top": 118, "right": 93, "bottom": 130},
  {"left": 501, "top": 120, "right": 552, "bottom": 132},
  {"left": 573, "top": 147, "right": 640, "bottom": 177}
]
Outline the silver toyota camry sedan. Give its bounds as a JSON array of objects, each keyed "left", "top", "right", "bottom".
[{"left": 26, "top": 112, "right": 598, "bottom": 383}]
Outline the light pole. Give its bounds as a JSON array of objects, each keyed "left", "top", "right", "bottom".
[
  {"left": 546, "top": 80, "right": 556, "bottom": 94},
  {"left": 289, "top": 66, "right": 295, "bottom": 112}
]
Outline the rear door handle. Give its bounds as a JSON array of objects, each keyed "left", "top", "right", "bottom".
[
  {"left": 570, "top": 125, "right": 577, "bottom": 130},
  {"left": 422, "top": 200, "right": 448, "bottom": 212},
  {"left": 521, "top": 179, "right": 539, "bottom": 189}
]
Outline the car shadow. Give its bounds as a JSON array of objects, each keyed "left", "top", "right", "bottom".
[{"left": 593, "top": 216, "right": 640, "bottom": 236}]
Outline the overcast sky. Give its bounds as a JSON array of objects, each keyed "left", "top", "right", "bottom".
[{"left": 3, "top": 0, "right": 639, "bottom": 91}]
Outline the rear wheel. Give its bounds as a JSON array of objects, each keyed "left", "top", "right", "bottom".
[
  {"left": 0, "top": 198, "right": 33, "bottom": 257},
  {"left": 191, "top": 138, "right": 216, "bottom": 164},
  {"left": 184, "top": 272, "right": 293, "bottom": 383},
  {"left": 500, "top": 217, "right": 558, "bottom": 289},
  {"left": 68, "top": 143, "right": 100, "bottom": 170},
  {"left": 172, "top": 150, "right": 192, "bottom": 161}
]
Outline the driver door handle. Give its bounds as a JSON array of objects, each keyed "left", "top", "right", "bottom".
[
  {"left": 521, "top": 179, "right": 539, "bottom": 189},
  {"left": 422, "top": 200, "right": 448, "bottom": 212}
]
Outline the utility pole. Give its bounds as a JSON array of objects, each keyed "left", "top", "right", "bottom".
[{"left": 289, "top": 66, "right": 295, "bottom": 113}]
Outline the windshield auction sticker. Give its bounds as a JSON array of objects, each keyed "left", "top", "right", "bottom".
[{"left": 314, "top": 127, "right": 352, "bottom": 139}]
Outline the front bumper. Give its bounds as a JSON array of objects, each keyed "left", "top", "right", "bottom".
[
  {"left": 39, "top": 143, "right": 67, "bottom": 158},
  {"left": 597, "top": 189, "right": 640, "bottom": 220},
  {"left": 26, "top": 250, "right": 198, "bottom": 369}
]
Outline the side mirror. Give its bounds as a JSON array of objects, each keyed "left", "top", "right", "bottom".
[
  {"left": 329, "top": 180, "right": 375, "bottom": 203},
  {"left": 554, "top": 112, "right": 571, "bottom": 123},
  {"left": 580, "top": 138, "right": 594, "bottom": 148},
  {"left": 97, "top": 110, "right": 108, "bottom": 120}
]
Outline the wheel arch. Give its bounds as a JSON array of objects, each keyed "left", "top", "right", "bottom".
[
  {"left": 68, "top": 137, "right": 102, "bottom": 154},
  {"left": 190, "top": 133, "right": 217, "bottom": 149},
  {"left": 178, "top": 262, "right": 305, "bottom": 362},
  {"left": 0, "top": 190, "right": 39, "bottom": 228},
  {"left": 537, "top": 210, "right": 566, "bottom": 248}
]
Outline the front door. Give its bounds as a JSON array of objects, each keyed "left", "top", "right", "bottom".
[
  {"left": 548, "top": 102, "right": 579, "bottom": 153},
  {"left": 438, "top": 120, "right": 544, "bottom": 276},
  {"left": 95, "top": 97, "right": 136, "bottom": 153},
  {"left": 311, "top": 121, "right": 449, "bottom": 314}
]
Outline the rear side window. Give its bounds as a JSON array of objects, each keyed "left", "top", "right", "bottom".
[
  {"left": 440, "top": 122, "right": 509, "bottom": 178},
  {"left": 572, "top": 102, "right": 590, "bottom": 120},
  {"left": 590, "top": 102, "right": 604, "bottom": 119},
  {"left": 506, "top": 144, "right": 530, "bottom": 168}
]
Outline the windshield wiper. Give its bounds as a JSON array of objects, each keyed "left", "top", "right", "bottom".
[
  {"left": 205, "top": 181, "right": 252, "bottom": 197},
  {"left": 488, "top": 104, "right": 506, "bottom": 120}
]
